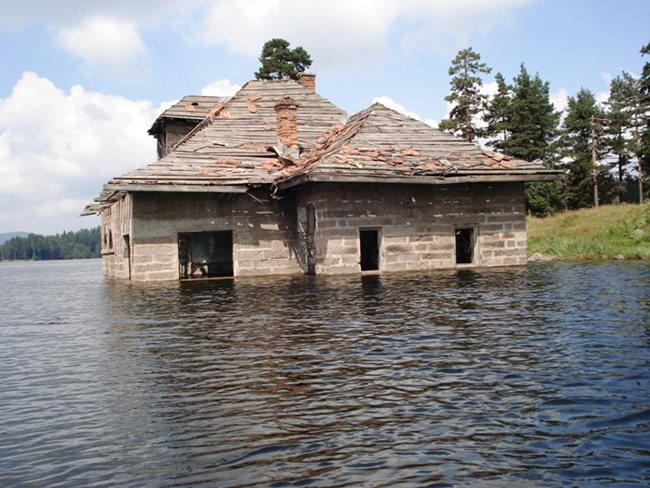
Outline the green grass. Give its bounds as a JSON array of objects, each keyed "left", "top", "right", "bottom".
[{"left": 527, "top": 203, "right": 650, "bottom": 260}]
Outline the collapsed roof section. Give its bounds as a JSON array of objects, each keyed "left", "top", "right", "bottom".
[
  {"left": 85, "top": 79, "right": 347, "bottom": 212},
  {"left": 276, "top": 103, "right": 561, "bottom": 189},
  {"left": 83, "top": 79, "right": 562, "bottom": 215}
]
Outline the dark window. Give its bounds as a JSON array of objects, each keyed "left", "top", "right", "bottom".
[
  {"left": 178, "top": 231, "right": 233, "bottom": 279},
  {"left": 360, "top": 229, "right": 380, "bottom": 271},
  {"left": 455, "top": 227, "right": 476, "bottom": 264}
]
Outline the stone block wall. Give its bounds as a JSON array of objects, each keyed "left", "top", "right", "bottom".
[
  {"left": 129, "top": 191, "right": 301, "bottom": 281},
  {"left": 295, "top": 182, "right": 527, "bottom": 274},
  {"left": 102, "top": 181, "right": 528, "bottom": 282},
  {"left": 100, "top": 194, "right": 132, "bottom": 279}
]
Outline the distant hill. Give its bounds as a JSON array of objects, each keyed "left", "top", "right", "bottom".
[
  {"left": 0, "top": 232, "right": 28, "bottom": 244},
  {"left": 527, "top": 204, "right": 650, "bottom": 260}
]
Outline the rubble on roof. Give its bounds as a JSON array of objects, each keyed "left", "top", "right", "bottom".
[{"left": 85, "top": 80, "right": 561, "bottom": 215}]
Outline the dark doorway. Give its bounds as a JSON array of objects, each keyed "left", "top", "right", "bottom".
[
  {"left": 455, "top": 227, "right": 476, "bottom": 264},
  {"left": 178, "top": 231, "right": 233, "bottom": 279},
  {"left": 123, "top": 235, "right": 131, "bottom": 280},
  {"left": 360, "top": 229, "right": 380, "bottom": 271},
  {"left": 298, "top": 204, "right": 316, "bottom": 275}
]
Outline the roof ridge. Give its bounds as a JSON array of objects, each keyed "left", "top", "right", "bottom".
[{"left": 167, "top": 78, "right": 346, "bottom": 155}]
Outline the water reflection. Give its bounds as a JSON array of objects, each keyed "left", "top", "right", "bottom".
[{"left": 0, "top": 260, "right": 649, "bottom": 487}]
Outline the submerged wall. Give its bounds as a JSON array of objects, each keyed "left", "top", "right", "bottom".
[
  {"left": 100, "top": 194, "right": 133, "bottom": 279},
  {"left": 128, "top": 191, "right": 301, "bottom": 281},
  {"left": 102, "top": 181, "right": 528, "bottom": 282},
  {"left": 295, "top": 182, "right": 527, "bottom": 275}
]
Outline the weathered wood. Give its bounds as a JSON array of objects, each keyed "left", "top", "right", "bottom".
[
  {"left": 103, "top": 183, "right": 248, "bottom": 193},
  {"left": 89, "top": 79, "right": 562, "bottom": 211}
]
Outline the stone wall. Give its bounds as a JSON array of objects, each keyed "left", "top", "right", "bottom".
[
  {"left": 100, "top": 194, "right": 132, "bottom": 279},
  {"left": 103, "top": 181, "right": 528, "bottom": 281},
  {"left": 129, "top": 191, "right": 301, "bottom": 281},
  {"left": 294, "top": 182, "right": 527, "bottom": 274}
]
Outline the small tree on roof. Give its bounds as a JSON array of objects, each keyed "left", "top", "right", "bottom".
[{"left": 255, "top": 38, "right": 312, "bottom": 80}]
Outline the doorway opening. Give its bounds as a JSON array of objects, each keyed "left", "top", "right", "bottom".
[
  {"left": 178, "top": 231, "right": 233, "bottom": 279},
  {"left": 297, "top": 204, "right": 316, "bottom": 275},
  {"left": 360, "top": 229, "right": 380, "bottom": 271},
  {"left": 455, "top": 227, "right": 476, "bottom": 264},
  {"left": 123, "top": 234, "right": 131, "bottom": 280}
]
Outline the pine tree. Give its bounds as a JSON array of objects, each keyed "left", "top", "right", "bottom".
[
  {"left": 560, "top": 89, "right": 607, "bottom": 209},
  {"left": 484, "top": 66, "right": 562, "bottom": 216},
  {"left": 505, "top": 64, "right": 560, "bottom": 162},
  {"left": 255, "top": 38, "right": 312, "bottom": 81},
  {"left": 638, "top": 42, "right": 650, "bottom": 201},
  {"left": 484, "top": 72, "right": 512, "bottom": 152},
  {"left": 438, "top": 47, "right": 492, "bottom": 142},
  {"left": 604, "top": 73, "right": 641, "bottom": 202}
]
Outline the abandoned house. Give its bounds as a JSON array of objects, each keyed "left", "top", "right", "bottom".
[{"left": 83, "top": 74, "right": 562, "bottom": 281}]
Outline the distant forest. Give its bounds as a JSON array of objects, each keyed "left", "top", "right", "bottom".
[{"left": 0, "top": 227, "right": 100, "bottom": 261}]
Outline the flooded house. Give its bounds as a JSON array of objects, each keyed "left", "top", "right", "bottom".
[{"left": 84, "top": 75, "right": 561, "bottom": 281}]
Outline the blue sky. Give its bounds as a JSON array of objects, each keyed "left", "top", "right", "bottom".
[{"left": 0, "top": 0, "right": 648, "bottom": 234}]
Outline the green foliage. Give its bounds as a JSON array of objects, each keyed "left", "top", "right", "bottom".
[
  {"left": 605, "top": 73, "right": 637, "bottom": 201},
  {"left": 527, "top": 203, "right": 650, "bottom": 259},
  {"left": 505, "top": 64, "right": 560, "bottom": 162},
  {"left": 559, "top": 88, "right": 605, "bottom": 209},
  {"left": 439, "top": 47, "right": 492, "bottom": 142},
  {"left": 484, "top": 72, "right": 512, "bottom": 152},
  {"left": 525, "top": 181, "right": 566, "bottom": 217},
  {"left": 255, "top": 38, "right": 312, "bottom": 80},
  {"left": 0, "top": 227, "right": 100, "bottom": 261},
  {"left": 639, "top": 42, "right": 650, "bottom": 197},
  {"left": 484, "top": 65, "right": 561, "bottom": 215}
]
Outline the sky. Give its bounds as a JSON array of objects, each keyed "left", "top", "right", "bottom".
[{"left": 0, "top": 0, "right": 648, "bottom": 234}]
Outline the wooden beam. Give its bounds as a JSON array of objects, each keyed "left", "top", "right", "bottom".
[
  {"left": 103, "top": 183, "right": 248, "bottom": 193},
  {"left": 276, "top": 172, "right": 563, "bottom": 190}
]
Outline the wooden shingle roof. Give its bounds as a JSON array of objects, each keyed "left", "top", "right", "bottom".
[
  {"left": 90, "top": 79, "right": 347, "bottom": 206},
  {"left": 85, "top": 81, "right": 562, "bottom": 214},
  {"left": 275, "top": 103, "right": 562, "bottom": 189},
  {"left": 148, "top": 95, "right": 225, "bottom": 135}
]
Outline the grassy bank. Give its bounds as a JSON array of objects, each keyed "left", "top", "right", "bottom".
[{"left": 527, "top": 203, "right": 650, "bottom": 260}]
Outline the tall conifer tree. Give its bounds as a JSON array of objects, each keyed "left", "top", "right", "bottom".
[
  {"left": 505, "top": 64, "right": 560, "bottom": 162},
  {"left": 638, "top": 42, "right": 650, "bottom": 201},
  {"left": 484, "top": 73, "right": 512, "bottom": 152},
  {"left": 604, "top": 73, "right": 640, "bottom": 202},
  {"left": 560, "top": 89, "right": 606, "bottom": 208}
]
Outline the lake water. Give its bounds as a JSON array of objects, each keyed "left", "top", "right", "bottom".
[{"left": 1, "top": 259, "right": 649, "bottom": 487}]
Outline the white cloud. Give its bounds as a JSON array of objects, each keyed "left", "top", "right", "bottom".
[
  {"left": 372, "top": 96, "right": 421, "bottom": 120},
  {"left": 200, "top": 79, "right": 241, "bottom": 97},
  {"left": 372, "top": 96, "right": 438, "bottom": 128},
  {"left": 0, "top": 1, "right": 206, "bottom": 30},
  {"left": 595, "top": 90, "right": 609, "bottom": 106},
  {"left": 2, "top": 1, "right": 534, "bottom": 74},
  {"left": 0, "top": 72, "right": 159, "bottom": 233},
  {"left": 56, "top": 17, "right": 150, "bottom": 82},
  {"left": 197, "top": 0, "right": 534, "bottom": 69},
  {"left": 550, "top": 88, "right": 570, "bottom": 113}
]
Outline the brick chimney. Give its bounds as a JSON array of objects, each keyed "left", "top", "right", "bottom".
[
  {"left": 274, "top": 96, "right": 300, "bottom": 149},
  {"left": 297, "top": 73, "right": 316, "bottom": 93}
]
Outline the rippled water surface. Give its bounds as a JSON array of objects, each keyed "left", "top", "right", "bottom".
[{"left": 1, "top": 259, "right": 649, "bottom": 487}]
